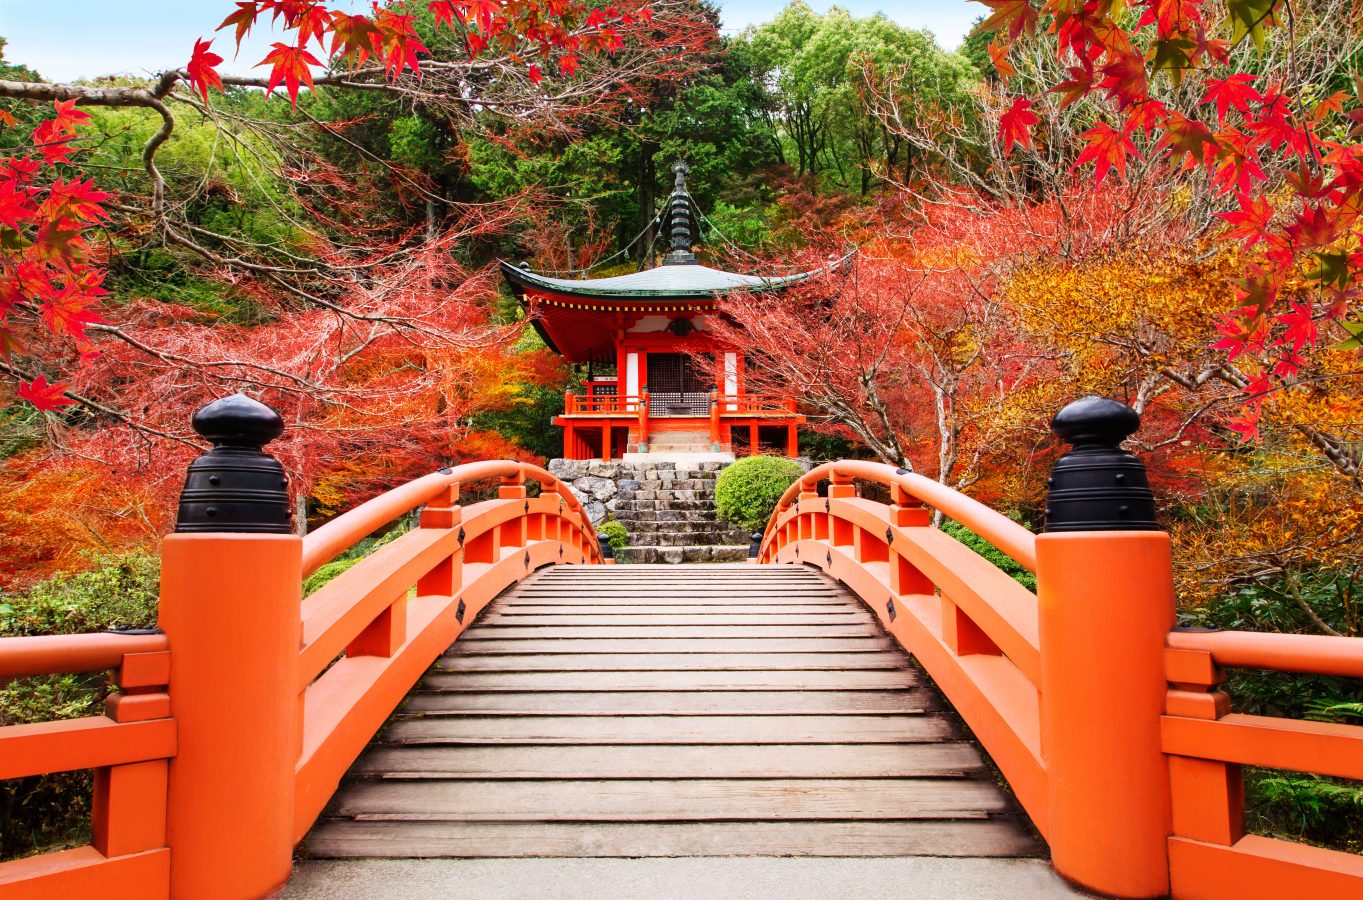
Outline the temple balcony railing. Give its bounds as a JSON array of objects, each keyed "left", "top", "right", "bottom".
[{"left": 563, "top": 391, "right": 798, "bottom": 418}]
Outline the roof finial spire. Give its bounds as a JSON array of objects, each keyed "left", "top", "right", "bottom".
[{"left": 664, "top": 159, "right": 697, "bottom": 266}]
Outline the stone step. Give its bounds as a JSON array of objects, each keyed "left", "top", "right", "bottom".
[
  {"left": 625, "top": 490, "right": 712, "bottom": 502},
  {"left": 615, "top": 520, "right": 743, "bottom": 536},
  {"left": 615, "top": 545, "right": 751, "bottom": 564},
  {"left": 612, "top": 512, "right": 721, "bottom": 526},
  {"left": 613, "top": 500, "right": 716, "bottom": 512},
  {"left": 626, "top": 531, "right": 752, "bottom": 547},
  {"left": 629, "top": 478, "right": 718, "bottom": 490}
]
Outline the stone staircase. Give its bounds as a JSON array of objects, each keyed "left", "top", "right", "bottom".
[{"left": 548, "top": 459, "right": 751, "bottom": 564}]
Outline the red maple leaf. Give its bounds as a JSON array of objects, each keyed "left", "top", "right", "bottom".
[
  {"left": 0, "top": 179, "right": 36, "bottom": 231},
  {"left": 16, "top": 375, "right": 74, "bottom": 411},
  {"left": 47, "top": 176, "right": 112, "bottom": 224},
  {"left": 39, "top": 281, "right": 106, "bottom": 342},
  {"left": 1050, "top": 65, "right": 1095, "bottom": 108},
  {"left": 219, "top": 1, "right": 260, "bottom": 51},
  {"left": 429, "top": 1, "right": 458, "bottom": 30},
  {"left": 1218, "top": 193, "right": 1274, "bottom": 248},
  {"left": 50, "top": 98, "right": 90, "bottom": 134},
  {"left": 1158, "top": 111, "right": 1218, "bottom": 170},
  {"left": 1075, "top": 122, "right": 1139, "bottom": 183},
  {"left": 258, "top": 42, "right": 322, "bottom": 107},
  {"left": 1200, "top": 73, "right": 1261, "bottom": 123},
  {"left": 559, "top": 53, "right": 580, "bottom": 77},
  {"left": 1284, "top": 203, "right": 1337, "bottom": 250},
  {"left": 1275, "top": 301, "right": 1318, "bottom": 351},
  {"left": 187, "top": 38, "right": 225, "bottom": 105},
  {"left": 1137, "top": 0, "right": 1204, "bottom": 36},
  {"left": 459, "top": 0, "right": 502, "bottom": 34},
  {"left": 999, "top": 97, "right": 1039, "bottom": 155},
  {"left": 987, "top": 38, "right": 1016, "bottom": 79},
  {"left": 527, "top": 63, "right": 543, "bottom": 85},
  {"left": 1099, "top": 51, "right": 1149, "bottom": 107},
  {"left": 1208, "top": 131, "right": 1266, "bottom": 195},
  {"left": 329, "top": 13, "right": 382, "bottom": 69},
  {"left": 977, "top": 0, "right": 1038, "bottom": 42}
]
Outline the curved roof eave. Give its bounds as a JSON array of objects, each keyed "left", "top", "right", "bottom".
[{"left": 498, "top": 253, "right": 855, "bottom": 301}]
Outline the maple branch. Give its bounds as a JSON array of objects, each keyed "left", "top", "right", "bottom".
[
  {"left": 0, "top": 359, "right": 201, "bottom": 450},
  {"left": 0, "top": 75, "right": 179, "bottom": 213}
]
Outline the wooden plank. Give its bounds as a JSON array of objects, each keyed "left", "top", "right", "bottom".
[
  {"left": 329, "top": 777, "right": 1009, "bottom": 820},
  {"left": 488, "top": 606, "right": 868, "bottom": 616},
  {"left": 504, "top": 589, "right": 846, "bottom": 597},
  {"left": 350, "top": 742, "right": 984, "bottom": 779},
  {"left": 401, "top": 689, "right": 936, "bottom": 716},
  {"left": 382, "top": 714, "right": 955, "bottom": 745},
  {"left": 464, "top": 625, "right": 882, "bottom": 639},
  {"left": 433, "top": 652, "right": 910, "bottom": 672},
  {"left": 475, "top": 614, "right": 872, "bottom": 626},
  {"left": 420, "top": 669, "right": 922, "bottom": 692},
  {"left": 503, "top": 598, "right": 849, "bottom": 606},
  {"left": 305, "top": 819, "right": 1042, "bottom": 859},
  {"left": 452, "top": 637, "right": 892, "bottom": 654}
]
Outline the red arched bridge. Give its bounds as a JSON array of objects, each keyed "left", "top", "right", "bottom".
[{"left": 2, "top": 395, "right": 1361, "bottom": 899}]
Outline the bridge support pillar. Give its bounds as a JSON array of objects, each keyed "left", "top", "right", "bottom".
[
  {"left": 1036, "top": 396, "right": 1173, "bottom": 898},
  {"left": 1037, "top": 532, "right": 1174, "bottom": 897},
  {"left": 158, "top": 395, "right": 302, "bottom": 899}
]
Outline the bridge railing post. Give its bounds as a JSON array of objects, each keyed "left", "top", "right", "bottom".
[
  {"left": 156, "top": 395, "right": 302, "bottom": 900},
  {"left": 1035, "top": 397, "right": 1174, "bottom": 899}
]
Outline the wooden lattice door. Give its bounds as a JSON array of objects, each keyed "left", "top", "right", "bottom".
[{"left": 647, "top": 354, "right": 713, "bottom": 416}]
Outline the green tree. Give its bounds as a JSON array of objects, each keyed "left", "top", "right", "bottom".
[{"left": 744, "top": 2, "right": 979, "bottom": 193}]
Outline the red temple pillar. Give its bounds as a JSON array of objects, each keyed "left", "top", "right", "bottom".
[
  {"left": 787, "top": 424, "right": 798, "bottom": 459},
  {"left": 602, "top": 421, "right": 612, "bottom": 462},
  {"left": 749, "top": 423, "right": 759, "bottom": 456}
]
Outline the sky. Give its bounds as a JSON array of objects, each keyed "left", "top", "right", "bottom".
[{"left": 0, "top": 1, "right": 981, "bottom": 83}]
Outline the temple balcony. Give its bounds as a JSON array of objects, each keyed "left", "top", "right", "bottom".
[{"left": 554, "top": 388, "right": 805, "bottom": 461}]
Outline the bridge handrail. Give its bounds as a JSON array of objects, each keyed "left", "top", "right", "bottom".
[
  {"left": 1168, "top": 628, "right": 1363, "bottom": 678},
  {"left": 765, "top": 460, "right": 1037, "bottom": 573},
  {"left": 0, "top": 631, "right": 173, "bottom": 895},
  {"left": 758, "top": 463, "right": 1046, "bottom": 831},
  {"left": 1163, "top": 627, "right": 1363, "bottom": 895},
  {"left": 0, "top": 630, "right": 167, "bottom": 678},
  {"left": 302, "top": 460, "right": 589, "bottom": 577}
]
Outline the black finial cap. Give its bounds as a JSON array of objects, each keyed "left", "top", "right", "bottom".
[
  {"left": 192, "top": 393, "right": 284, "bottom": 448},
  {"left": 1050, "top": 395, "right": 1140, "bottom": 447},
  {"left": 748, "top": 531, "right": 763, "bottom": 558},
  {"left": 1043, "top": 396, "right": 1161, "bottom": 533},
  {"left": 600, "top": 542, "right": 614, "bottom": 560},
  {"left": 176, "top": 394, "right": 293, "bottom": 534}
]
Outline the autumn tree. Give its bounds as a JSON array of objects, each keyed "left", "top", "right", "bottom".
[
  {"left": 0, "top": 1, "right": 714, "bottom": 585},
  {"left": 977, "top": 0, "right": 1363, "bottom": 440}
]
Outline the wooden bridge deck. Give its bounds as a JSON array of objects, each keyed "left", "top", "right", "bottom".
[{"left": 303, "top": 564, "right": 1043, "bottom": 859}]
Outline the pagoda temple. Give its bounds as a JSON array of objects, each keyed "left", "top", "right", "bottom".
[{"left": 502, "top": 162, "right": 834, "bottom": 462}]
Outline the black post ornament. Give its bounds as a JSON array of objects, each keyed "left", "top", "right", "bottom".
[
  {"left": 748, "top": 531, "right": 763, "bottom": 560},
  {"left": 1043, "top": 396, "right": 1161, "bottom": 533},
  {"left": 175, "top": 393, "right": 293, "bottom": 533}
]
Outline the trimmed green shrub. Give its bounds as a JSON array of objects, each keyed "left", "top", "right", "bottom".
[
  {"left": 940, "top": 521, "right": 1036, "bottom": 592},
  {"left": 715, "top": 456, "right": 804, "bottom": 534},
  {"left": 597, "top": 519, "right": 629, "bottom": 554}
]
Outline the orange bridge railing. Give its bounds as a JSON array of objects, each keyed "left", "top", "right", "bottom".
[
  {"left": 0, "top": 395, "right": 603, "bottom": 899},
  {"left": 758, "top": 400, "right": 1363, "bottom": 899}
]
